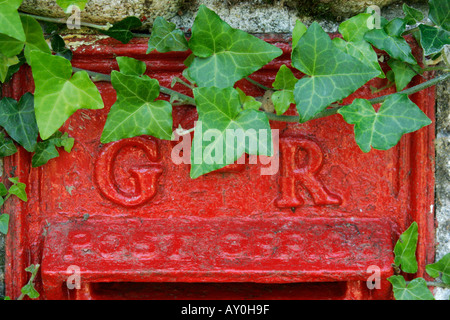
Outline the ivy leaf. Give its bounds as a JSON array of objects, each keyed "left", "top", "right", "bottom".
[
  {"left": 99, "top": 16, "right": 142, "bottom": 44},
  {"left": 190, "top": 87, "right": 272, "bottom": 179},
  {"left": 338, "top": 95, "right": 431, "bottom": 153},
  {"left": 31, "top": 140, "right": 59, "bottom": 167},
  {"left": 338, "top": 13, "right": 372, "bottom": 42},
  {"left": 0, "top": 54, "right": 19, "bottom": 83},
  {"left": 187, "top": 5, "right": 282, "bottom": 88},
  {"left": 271, "top": 64, "right": 298, "bottom": 115},
  {"left": 56, "top": 0, "right": 88, "bottom": 13},
  {"left": 364, "top": 26, "right": 417, "bottom": 65},
  {"left": 236, "top": 88, "right": 261, "bottom": 111},
  {"left": 101, "top": 57, "right": 172, "bottom": 143},
  {"left": 336, "top": 13, "right": 384, "bottom": 79},
  {"left": 31, "top": 131, "right": 74, "bottom": 167},
  {"left": 292, "top": 22, "right": 379, "bottom": 122},
  {"left": 426, "top": 253, "right": 450, "bottom": 285},
  {"left": 116, "top": 56, "right": 146, "bottom": 76},
  {"left": 387, "top": 59, "right": 421, "bottom": 91},
  {"left": 0, "top": 132, "right": 18, "bottom": 157},
  {"left": 29, "top": 51, "right": 104, "bottom": 140},
  {"left": 50, "top": 34, "right": 72, "bottom": 61},
  {"left": 147, "top": 16, "right": 189, "bottom": 53},
  {"left": 428, "top": 0, "right": 450, "bottom": 31},
  {"left": 0, "top": 0, "right": 26, "bottom": 42},
  {"left": 22, "top": 264, "right": 40, "bottom": 299},
  {"left": 0, "top": 213, "right": 9, "bottom": 234},
  {"left": 292, "top": 20, "right": 307, "bottom": 48},
  {"left": 0, "top": 34, "right": 24, "bottom": 58},
  {"left": 384, "top": 18, "right": 407, "bottom": 37},
  {"left": 57, "top": 132, "right": 75, "bottom": 152},
  {"left": 21, "top": 283, "right": 39, "bottom": 299},
  {"left": 388, "top": 276, "right": 435, "bottom": 300},
  {"left": 393, "top": 221, "right": 419, "bottom": 273},
  {"left": 8, "top": 177, "right": 27, "bottom": 202},
  {"left": 402, "top": 4, "right": 424, "bottom": 25},
  {"left": 418, "top": 24, "right": 450, "bottom": 56},
  {"left": 333, "top": 38, "right": 385, "bottom": 79},
  {"left": 20, "top": 15, "right": 52, "bottom": 64},
  {"left": 2, "top": 51, "right": 25, "bottom": 83},
  {"left": 0, "top": 93, "right": 39, "bottom": 152},
  {"left": 0, "top": 183, "right": 7, "bottom": 196}
]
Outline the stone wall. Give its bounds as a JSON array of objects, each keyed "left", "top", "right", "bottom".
[{"left": 0, "top": 0, "right": 448, "bottom": 300}]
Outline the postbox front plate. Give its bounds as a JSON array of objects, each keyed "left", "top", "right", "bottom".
[{"left": 2, "top": 36, "right": 435, "bottom": 300}]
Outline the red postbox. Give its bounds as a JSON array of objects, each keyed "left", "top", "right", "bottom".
[{"left": 2, "top": 35, "right": 435, "bottom": 300}]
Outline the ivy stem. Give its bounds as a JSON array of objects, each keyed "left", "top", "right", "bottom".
[
  {"left": 172, "top": 77, "right": 195, "bottom": 90},
  {"left": 421, "top": 66, "right": 450, "bottom": 72},
  {"left": 73, "top": 66, "right": 449, "bottom": 123},
  {"left": 72, "top": 67, "right": 196, "bottom": 105},
  {"left": 245, "top": 77, "right": 273, "bottom": 91},
  {"left": 405, "top": 281, "right": 450, "bottom": 289},
  {"left": 19, "top": 12, "right": 111, "bottom": 31},
  {"left": 266, "top": 72, "right": 450, "bottom": 123}
]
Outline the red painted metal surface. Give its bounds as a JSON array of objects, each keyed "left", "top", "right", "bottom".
[{"left": 2, "top": 35, "right": 435, "bottom": 300}]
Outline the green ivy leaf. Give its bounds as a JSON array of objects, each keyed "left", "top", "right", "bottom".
[
  {"left": 56, "top": 0, "right": 88, "bottom": 13},
  {"left": 0, "top": 0, "right": 26, "bottom": 42},
  {"left": 31, "top": 131, "right": 74, "bottom": 167},
  {"left": 147, "top": 16, "right": 189, "bottom": 53},
  {"left": 8, "top": 177, "right": 27, "bottom": 202},
  {"left": 2, "top": 51, "right": 25, "bottom": 83},
  {"left": 0, "top": 93, "right": 39, "bottom": 152},
  {"left": 336, "top": 13, "right": 385, "bottom": 79},
  {"left": 418, "top": 24, "right": 450, "bottom": 56},
  {"left": 21, "top": 15, "right": 52, "bottom": 63},
  {"left": 271, "top": 65, "right": 298, "bottom": 115},
  {"left": 384, "top": 18, "right": 407, "bottom": 37},
  {"left": 32, "top": 140, "right": 59, "bottom": 167},
  {"left": 338, "top": 95, "right": 431, "bottom": 153},
  {"left": 21, "top": 283, "right": 39, "bottom": 299},
  {"left": 402, "top": 4, "right": 424, "bottom": 25},
  {"left": 116, "top": 56, "right": 146, "bottom": 76},
  {"left": 292, "top": 22, "right": 379, "bottom": 122},
  {"left": 426, "top": 253, "right": 450, "bottom": 285},
  {"left": 50, "top": 34, "right": 73, "bottom": 61},
  {"left": 29, "top": 51, "right": 104, "bottom": 140},
  {"left": 0, "top": 132, "right": 18, "bottom": 157},
  {"left": 187, "top": 5, "right": 282, "bottom": 88},
  {"left": 388, "top": 276, "right": 435, "bottom": 300},
  {"left": 0, "top": 14, "right": 51, "bottom": 66},
  {"left": 0, "top": 53, "right": 19, "bottom": 83},
  {"left": 101, "top": 57, "right": 172, "bottom": 143},
  {"left": 393, "top": 221, "right": 419, "bottom": 273},
  {"left": 56, "top": 132, "right": 75, "bottom": 153},
  {"left": 364, "top": 27, "right": 417, "bottom": 65},
  {"left": 292, "top": 20, "right": 307, "bottom": 48},
  {"left": 387, "top": 59, "right": 421, "bottom": 91},
  {"left": 333, "top": 38, "right": 385, "bottom": 78},
  {"left": 0, "top": 183, "right": 7, "bottom": 196},
  {"left": 429, "top": 0, "right": 450, "bottom": 31},
  {"left": 0, "top": 34, "right": 24, "bottom": 58},
  {"left": 99, "top": 16, "right": 142, "bottom": 44},
  {"left": 236, "top": 88, "right": 261, "bottom": 111},
  {"left": 338, "top": 13, "right": 372, "bottom": 42},
  {"left": 190, "top": 87, "right": 272, "bottom": 179},
  {"left": 0, "top": 213, "right": 9, "bottom": 234}
]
